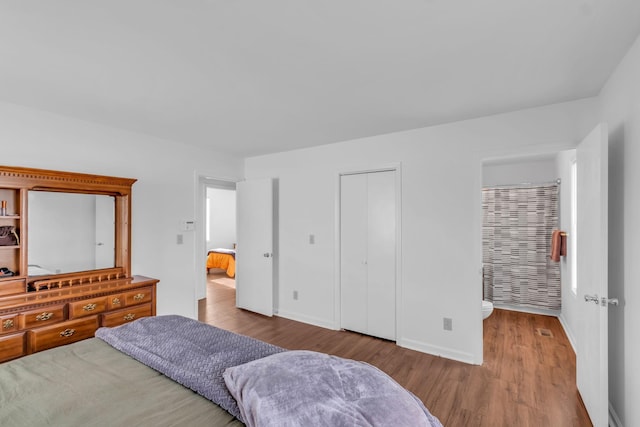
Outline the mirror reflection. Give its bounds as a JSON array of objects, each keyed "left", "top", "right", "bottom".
[{"left": 28, "top": 191, "right": 115, "bottom": 276}]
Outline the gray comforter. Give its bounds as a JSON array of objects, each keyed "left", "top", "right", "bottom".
[{"left": 95, "top": 315, "right": 285, "bottom": 422}]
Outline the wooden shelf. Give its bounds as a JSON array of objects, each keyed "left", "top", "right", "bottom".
[
  {"left": 0, "top": 246, "right": 20, "bottom": 250},
  {"left": 0, "top": 216, "right": 20, "bottom": 219}
]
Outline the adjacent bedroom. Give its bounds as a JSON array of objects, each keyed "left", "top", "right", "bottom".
[{"left": 205, "top": 184, "right": 237, "bottom": 289}]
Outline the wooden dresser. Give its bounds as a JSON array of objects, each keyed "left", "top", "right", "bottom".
[
  {"left": 0, "top": 166, "right": 158, "bottom": 363},
  {"left": 0, "top": 275, "right": 157, "bottom": 362}
]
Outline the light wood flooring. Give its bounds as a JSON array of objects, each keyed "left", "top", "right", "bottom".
[{"left": 198, "top": 276, "right": 592, "bottom": 426}]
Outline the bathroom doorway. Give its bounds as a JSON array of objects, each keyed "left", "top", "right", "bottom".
[{"left": 481, "top": 151, "right": 574, "bottom": 318}]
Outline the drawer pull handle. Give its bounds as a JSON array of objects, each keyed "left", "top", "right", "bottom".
[
  {"left": 133, "top": 293, "right": 145, "bottom": 301},
  {"left": 123, "top": 313, "right": 136, "bottom": 321},
  {"left": 112, "top": 297, "right": 121, "bottom": 305},
  {"left": 83, "top": 303, "right": 97, "bottom": 311},
  {"left": 36, "top": 312, "right": 54, "bottom": 321},
  {"left": 60, "top": 328, "right": 76, "bottom": 338},
  {"left": 2, "top": 319, "right": 14, "bottom": 329}
]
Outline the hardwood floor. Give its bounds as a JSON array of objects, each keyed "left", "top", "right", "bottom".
[{"left": 198, "top": 278, "right": 592, "bottom": 426}]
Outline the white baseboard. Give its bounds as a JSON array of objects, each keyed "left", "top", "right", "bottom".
[
  {"left": 276, "top": 311, "right": 477, "bottom": 364},
  {"left": 494, "top": 303, "right": 560, "bottom": 317},
  {"left": 276, "top": 309, "right": 338, "bottom": 331},
  {"left": 398, "top": 338, "right": 477, "bottom": 365},
  {"left": 557, "top": 313, "right": 577, "bottom": 354}
]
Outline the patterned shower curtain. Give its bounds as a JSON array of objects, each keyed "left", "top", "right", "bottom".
[{"left": 482, "top": 184, "right": 561, "bottom": 311}]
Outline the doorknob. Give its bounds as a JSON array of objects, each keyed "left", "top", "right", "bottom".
[
  {"left": 601, "top": 297, "right": 619, "bottom": 306},
  {"left": 263, "top": 253, "right": 272, "bottom": 258},
  {"left": 584, "top": 294, "right": 599, "bottom": 304}
]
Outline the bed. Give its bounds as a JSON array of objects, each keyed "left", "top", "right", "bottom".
[
  {"left": 207, "top": 248, "right": 236, "bottom": 277},
  {"left": 0, "top": 316, "right": 443, "bottom": 427}
]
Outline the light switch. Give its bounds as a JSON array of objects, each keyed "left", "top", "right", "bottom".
[
  {"left": 309, "top": 234, "right": 315, "bottom": 244},
  {"left": 177, "top": 234, "right": 183, "bottom": 245}
]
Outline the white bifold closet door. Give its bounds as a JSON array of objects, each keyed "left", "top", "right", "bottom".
[{"left": 340, "top": 170, "right": 396, "bottom": 341}]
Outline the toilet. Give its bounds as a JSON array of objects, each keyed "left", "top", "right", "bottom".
[{"left": 482, "top": 300, "right": 494, "bottom": 319}]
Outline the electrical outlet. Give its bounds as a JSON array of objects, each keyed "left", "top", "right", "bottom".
[
  {"left": 293, "top": 290, "right": 299, "bottom": 300},
  {"left": 443, "top": 317, "right": 453, "bottom": 331},
  {"left": 177, "top": 234, "right": 183, "bottom": 245}
]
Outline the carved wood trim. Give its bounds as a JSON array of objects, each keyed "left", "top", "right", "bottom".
[{"left": 0, "top": 165, "right": 136, "bottom": 195}]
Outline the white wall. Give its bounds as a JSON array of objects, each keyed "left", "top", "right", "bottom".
[
  {"left": 482, "top": 155, "right": 558, "bottom": 187},
  {"left": 245, "top": 97, "right": 598, "bottom": 364},
  {"left": 206, "top": 187, "right": 236, "bottom": 250},
  {"left": 0, "top": 101, "right": 243, "bottom": 319},
  {"left": 598, "top": 31, "right": 640, "bottom": 427}
]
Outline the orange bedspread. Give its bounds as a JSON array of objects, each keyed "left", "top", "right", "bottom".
[{"left": 206, "top": 251, "right": 235, "bottom": 277}]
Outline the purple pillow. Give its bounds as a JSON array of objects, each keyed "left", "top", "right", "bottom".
[{"left": 223, "top": 350, "right": 443, "bottom": 427}]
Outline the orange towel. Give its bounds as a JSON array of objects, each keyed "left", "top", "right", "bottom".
[{"left": 550, "top": 230, "right": 567, "bottom": 262}]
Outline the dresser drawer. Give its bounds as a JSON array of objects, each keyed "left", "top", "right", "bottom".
[
  {"left": 19, "top": 304, "right": 66, "bottom": 329},
  {"left": 0, "top": 278, "right": 25, "bottom": 297},
  {"left": 0, "top": 332, "right": 25, "bottom": 362},
  {"left": 101, "top": 303, "right": 152, "bottom": 328},
  {"left": 123, "top": 287, "right": 153, "bottom": 306},
  {"left": 69, "top": 296, "right": 108, "bottom": 318},
  {"left": 28, "top": 316, "right": 99, "bottom": 353},
  {"left": 107, "top": 293, "right": 124, "bottom": 310},
  {"left": 1, "top": 314, "right": 19, "bottom": 335}
]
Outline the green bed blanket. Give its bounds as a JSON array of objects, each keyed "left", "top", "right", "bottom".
[{"left": 0, "top": 338, "right": 243, "bottom": 427}]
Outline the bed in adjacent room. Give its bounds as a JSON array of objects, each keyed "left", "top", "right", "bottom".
[
  {"left": 207, "top": 248, "right": 236, "bottom": 277},
  {"left": 0, "top": 316, "right": 442, "bottom": 427}
]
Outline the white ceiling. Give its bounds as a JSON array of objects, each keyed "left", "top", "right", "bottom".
[{"left": 2, "top": 1, "right": 639, "bottom": 158}]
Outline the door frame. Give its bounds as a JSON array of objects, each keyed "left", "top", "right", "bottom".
[
  {"left": 334, "top": 162, "right": 402, "bottom": 339},
  {"left": 478, "top": 143, "right": 576, "bottom": 359},
  {"left": 477, "top": 138, "right": 607, "bottom": 420},
  {"left": 194, "top": 172, "right": 238, "bottom": 314}
]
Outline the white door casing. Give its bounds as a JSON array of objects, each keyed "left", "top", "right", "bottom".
[
  {"left": 236, "top": 178, "right": 274, "bottom": 317},
  {"left": 576, "top": 123, "right": 609, "bottom": 427}
]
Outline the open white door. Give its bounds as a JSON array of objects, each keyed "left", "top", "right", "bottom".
[
  {"left": 236, "top": 178, "right": 274, "bottom": 316},
  {"left": 576, "top": 123, "right": 613, "bottom": 427}
]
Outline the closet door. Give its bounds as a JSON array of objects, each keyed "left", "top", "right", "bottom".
[
  {"left": 340, "top": 173, "right": 368, "bottom": 334},
  {"left": 340, "top": 170, "right": 396, "bottom": 340},
  {"left": 366, "top": 171, "right": 396, "bottom": 340}
]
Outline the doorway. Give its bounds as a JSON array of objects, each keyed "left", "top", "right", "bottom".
[
  {"left": 482, "top": 153, "right": 565, "bottom": 317},
  {"left": 195, "top": 176, "right": 237, "bottom": 311},
  {"left": 479, "top": 123, "right": 610, "bottom": 426}
]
